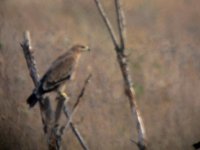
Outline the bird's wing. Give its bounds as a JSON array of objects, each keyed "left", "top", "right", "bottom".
[{"left": 41, "top": 52, "right": 76, "bottom": 92}]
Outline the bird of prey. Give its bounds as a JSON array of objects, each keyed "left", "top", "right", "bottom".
[{"left": 27, "top": 44, "right": 90, "bottom": 108}]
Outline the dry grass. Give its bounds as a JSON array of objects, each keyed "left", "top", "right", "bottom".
[{"left": 0, "top": 0, "right": 200, "bottom": 149}]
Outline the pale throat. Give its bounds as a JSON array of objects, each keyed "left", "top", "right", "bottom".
[
  {"left": 75, "top": 52, "right": 81, "bottom": 65},
  {"left": 71, "top": 52, "right": 81, "bottom": 80}
]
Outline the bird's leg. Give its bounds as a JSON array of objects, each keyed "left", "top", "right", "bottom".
[
  {"left": 57, "top": 91, "right": 68, "bottom": 100},
  {"left": 57, "top": 85, "right": 69, "bottom": 101},
  {"left": 54, "top": 85, "right": 69, "bottom": 127}
]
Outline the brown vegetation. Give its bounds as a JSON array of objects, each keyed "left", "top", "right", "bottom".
[{"left": 0, "top": 0, "right": 200, "bottom": 150}]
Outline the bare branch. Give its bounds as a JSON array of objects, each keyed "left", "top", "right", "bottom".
[
  {"left": 54, "top": 95, "right": 68, "bottom": 125},
  {"left": 131, "top": 139, "right": 146, "bottom": 150},
  {"left": 63, "top": 105, "right": 90, "bottom": 150},
  {"left": 21, "top": 31, "right": 89, "bottom": 150},
  {"left": 94, "top": 1, "right": 147, "bottom": 149},
  {"left": 41, "top": 97, "right": 54, "bottom": 133},
  {"left": 94, "top": 0, "right": 119, "bottom": 49},
  {"left": 21, "top": 31, "right": 49, "bottom": 131},
  {"left": 54, "top": 85, "right": 90, "bottom": 150},
  {"left": 117, "top": 42, "right": 146, "bottom": 150},
  {"left": 114, "top": 0, "right": 126, "bottom": 50},
  {"left": 61, "top": 74, "right": 92, "bottom": 132},
  {"left": 21, "top": 31, "right": 58, "bottom": 150},
  {"left": 21, "top": 31, "right": 40, "bottom": 86},
  {"left": 72, "top": 74, "right": 92, "bottom": 111}
]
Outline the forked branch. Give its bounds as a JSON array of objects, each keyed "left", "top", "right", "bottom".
[
  {"left": 21, "top": 31, "right": 89, "bottom": 150},
  {"left": 61, "top": 74, "right": 92, "bottom": 133},
  {"left": 94, "top": 0, "right": 119, "bottom": 49},
  {"left": 94, "top": 0, "right": 147, "bottom": 149},
  {"left": 20, "top": 31, "right": 50, "bottom": 132}
]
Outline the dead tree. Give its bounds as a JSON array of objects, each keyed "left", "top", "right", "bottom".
[
  {"left": 21, "top": 31, "right": 90, "bottom": 150},
  {"left": 94, "top": 0, "right": 147, "bottom": 149}
]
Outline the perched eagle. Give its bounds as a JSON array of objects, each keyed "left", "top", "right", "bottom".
[{"left": 27, "top": 44, "right": 90, "bottom": 108}]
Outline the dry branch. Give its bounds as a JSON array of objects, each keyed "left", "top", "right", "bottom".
[
  {"left": 54, "top": 94, "right": 67, "bottom": 125},
  {"left": 94, "top": 0, "right": 119, "bottom": 49},
  {"left": 21, "top": 31, "right": 61, "bottom": 150},
  {"left": 21, "top": 31, "right": 89, "bottom": 150},
  {"left": 61, "top": 74, "right": 92, "bottom": 132},
  {"left": 20, "top": 31, "right": 51, "bottom": 133},
  {"left": 94, "top": 0, "right": 147, "bottom": 149},
  {"left": 63, "top": 105, "right": 90, "bottom": 150},
  {"left": 117, "top": 53, "right": 146, "bottom": 150},
  {"left": 21, "top": 31, "right": 39, "bottom": 86},
  {"left": 115, "top": 0, "right": 126, "bottom": 50}
]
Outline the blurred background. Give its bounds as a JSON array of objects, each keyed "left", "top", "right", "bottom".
[{"left": 0, "top": 0, "right": 200, "bottom": 149}]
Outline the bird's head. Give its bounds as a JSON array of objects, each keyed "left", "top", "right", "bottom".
[{"left": 71, "top": 44, "right": 90, "bottom": 53}]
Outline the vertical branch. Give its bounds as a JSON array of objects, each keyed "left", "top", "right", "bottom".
[
  {"left": 117, "top": 53, "right": 146, "bottom": 150},
  {"left": 21, "top": 31, "right": 56, "bottom": 149},
  {"left": 20, "top": 31, "right": 48, "bottom": 132},
  {"left": 115, "top": 0, "right": 126, "bottom": 50},
  {"left": 94, "top": 0, "right": 147, "bottom": 149},
  {"left": 54, "top": 95, "right": 67, "bottom": 125},
  {"left": 115, "top": 1, "right": 146, "bottom": 148},
  {"left": 21, "top": 31, "right": 89, "bottom": 150},
  {"left": 21, "top": 31, "right": 40, "bottom": 86},
  {"left": 94, "top": 0, "right": 119, "bottom": 49}
]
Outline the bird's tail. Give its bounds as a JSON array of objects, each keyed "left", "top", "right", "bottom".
[{"left": 27, "top": 92, "right": 41, "bottom": 108}]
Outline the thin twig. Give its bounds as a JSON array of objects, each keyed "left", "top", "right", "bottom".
[
  {"left": 61, "top": 74, "right": 92, "bottom": 133},
  {"left": 63, "top": 105, "right": 90, "bottom": 150},
  {"left": 72, "top": 74, "right": 92, "bottom": 111},
  {"left": 94, "top": 0, "right": 119, "bottom": 50},
  {"left": 114, "top": 0, "right": 126, "bottom": 50}
]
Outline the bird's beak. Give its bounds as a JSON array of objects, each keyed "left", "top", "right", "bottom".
[{"left": 84, "top": 46, "right": 90, "bottom": 52}]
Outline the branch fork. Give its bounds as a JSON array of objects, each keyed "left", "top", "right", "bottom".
[
  {"left": 94, "top": 0, "right": 147, "bottom": 149},
  {"left": 21, "top": 31, "right": 90, "bottom": 150}
]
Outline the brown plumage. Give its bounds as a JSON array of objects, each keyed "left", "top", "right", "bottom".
[{"left": 27, "top": 44, "right": 90, "bottom": 107}]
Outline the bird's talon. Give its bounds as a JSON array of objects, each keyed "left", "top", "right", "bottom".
[
  {"left": 57, "top": 92, "right": 69, "bottom": 101},
  {"left": 61, "top": 92, "right": 67, "bottom": 98}
]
